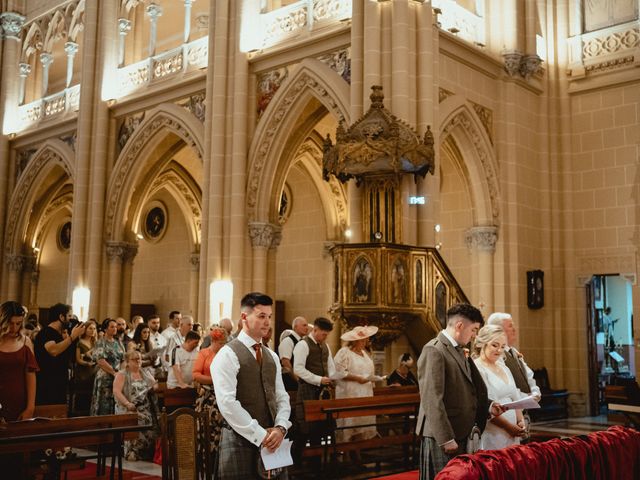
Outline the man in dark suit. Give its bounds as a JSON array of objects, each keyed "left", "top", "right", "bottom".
[{"left": 416, "top": 303, "right": 505, "bottom": 479}]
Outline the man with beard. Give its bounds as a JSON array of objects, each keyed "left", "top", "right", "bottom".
[
  {"left": 114, "top": 316, "right": 131, "bottom": 350},
  {"left": 34, "top": 303, "right": 86, "bottom": 405}
]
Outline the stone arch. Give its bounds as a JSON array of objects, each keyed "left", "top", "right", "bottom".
[
  {"left": 439, "top": 96, "right": 500, "bottom": 226},
  {"left": 292, "top": 137, "right": 348, "bottom": 239},
  {"left": 247, "top": 58, "right": 351, "bottom": 225},
  {"left": 5, "top": 138, "right": 75, "bottom": 254},
  {"left": 105, "top": 103, "right": 204, "bottom": 242}
]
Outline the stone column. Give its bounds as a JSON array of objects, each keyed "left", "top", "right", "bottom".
[
  {"left": 5, "top": 254, "right": 25, "bottom": 301},
  {"left": 465, "top": 226, "right": 498, "bottom": 313},
  {"left": 64, "top": 41, "right": 79, "bottom": 87},
  {"left": 106, "top": 241, "right": 126, "bottom": 317},
  {"left": 120, "top": 243, "right": 138, "bottom": 319},
  {"left": 183, "top": 0, "right": 194, "bottom": 44},
  {"left": 248, "top": 222, "right": 281, "bottom": 293},
  {"left": 21, "top": 255, "right": 36, "bottom": 306},
  {"left": 29, "top": 269, "right": 39, "bottom": 308},
  {"left": 18, "top": 62, "right": 31, "bottom": 104},
  {"left": 39, "top": 52, "right": 54, "bottom": 97},
  {"left": 146, "top": 3, "right": 163, "bottom": 57},
  {"left": 0, "top": 12, "right": 25, "bottom": 290},
  {"left": 189, "top": 252, "right": 200, "bottom": 317},
  {"left": 117, "top": 18, "right": 131, "bottom": 66}
]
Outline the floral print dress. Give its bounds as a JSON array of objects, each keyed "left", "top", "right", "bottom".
[{"left": 90, "top": 338, "right": 124, "bottom": 416}]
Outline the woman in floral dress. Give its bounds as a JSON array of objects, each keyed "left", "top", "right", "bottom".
[{"left": 90, "top": 318, "right": 125, "bottom": 415}]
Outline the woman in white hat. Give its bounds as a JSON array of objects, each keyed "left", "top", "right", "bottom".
[{"left": 334, "top": 325, "right": 379, "bottom": 447}]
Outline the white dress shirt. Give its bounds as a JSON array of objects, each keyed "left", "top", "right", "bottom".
[
  {"left": 211, "top": 330, "right": 291, "bottom": 447},
  {"left": 441, "top": 329, "right": 458, "bottom": 348},
  {"left": 292, "top": 332, "right": 336, "bottom": 386},
  {"left": 161, "top": 324, "right": 177, "bottom": 340},
  {"left": 150, "top": 331, "right": 167, "bottom": 349},
  {"left": 278, "top": 331, "right": 301, "bottom": 360}
]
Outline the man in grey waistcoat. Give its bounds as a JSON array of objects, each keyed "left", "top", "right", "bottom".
[{"left": 212, "top": 292, "right": 291, "bottom": 479}]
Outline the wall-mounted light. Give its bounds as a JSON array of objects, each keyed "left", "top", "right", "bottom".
[
  {"left": 72, "top": 287, "right": 91, "bottom": 323},
  {"left": 434, "top": 224, "right": 441, "bottom": 233},
  {"left": 344, "top": 229, "right": 352, "bottom": 239},
  {"left": 33, "top": 247, "right": 40, "bottom": 253},
  {"left": 210, "top": 280, "right": 233, "bottom": 325},
  {"left": 136, "top": 233, "right": 144, "bottom": 240}
]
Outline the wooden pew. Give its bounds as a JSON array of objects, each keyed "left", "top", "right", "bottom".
[
  {"left": 0, "top": 413, "right": 143, "bottom": 480},
  {"left": 373, "top": 385, "right": 418, "bottom": 396},
  {"left": 302, "top": 392, "right": 419, "bottom": 472},
  {"left": 163, "top": 386, "right": 197, "bottom": 411}
]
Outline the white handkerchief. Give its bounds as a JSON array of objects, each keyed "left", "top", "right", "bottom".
[
  {"left": 501, "top": 395, "right": 541, "bottom": 410},
  {"left": 261, "top": 439, "right": 294, "bottom": 470}
]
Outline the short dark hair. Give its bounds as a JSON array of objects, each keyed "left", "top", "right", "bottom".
[
  {"left": 314, "top": 317, "right": 333, "bottom": 331},
  {"left": 446, "top": 303, "right": 484, "bottom": 327},
  {"left": 240, "top": 292, "right": 273, "bottom": 311},
  {"left": 169, "top": 311, "right": 181, "bottom": 319},
  {"left": 50, "top": 303, "right": 72, "bottom": 323},
  {"left": 147, "top": 314, "right": 160, "bottom": 322},
  {"left": 185, "top": 330, "right": 201, "bottom": 342}
]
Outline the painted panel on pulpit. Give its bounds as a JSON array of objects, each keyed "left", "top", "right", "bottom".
[
  {"left": 436, "top": 281, "right": 447, "bottom": 328},
  {"left": 389, "top": 255, "right": 408, "bottom": 305},
  {"left": 414, "top": 257, "right": 425, "bottom": 304},
  {"left": 352, "top": 256, "right": 373, "bottom": 303}
]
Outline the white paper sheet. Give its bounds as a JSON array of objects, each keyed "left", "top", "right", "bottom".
[
  {"left": 261, "top": 439, "right": 294, "bottom": 470},
  {"left": 501, "top": 395, "right": 541, "bottom": 410}
]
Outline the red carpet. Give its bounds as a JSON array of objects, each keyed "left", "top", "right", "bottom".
[
  {"left": 65, "top": 463, "right": 160, "bottom": 480},
  {"left": 373, "top": 471, "right": 419, "bottom": 480}
]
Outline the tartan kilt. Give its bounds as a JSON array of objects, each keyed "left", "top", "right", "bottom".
[{"left": 218, "top": 427, "right": 289, "bottom": 480}]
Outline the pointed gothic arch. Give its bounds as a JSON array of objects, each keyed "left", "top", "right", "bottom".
[
  {"left": 105, "top": 103, "right": 204, "bottom": 242},
  {"left": 4, "top": 139, "right": 75, "bottom": 254},
  {"left": 439, "top": 95, "right": 501, "bottom": 227},
  {"left": 246, "top": 58, "right": 351, "bottom": 225}
]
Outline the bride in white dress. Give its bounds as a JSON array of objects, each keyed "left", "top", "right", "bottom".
[{"left": 473, "top": 325, "right": 527, "bottom": 450}]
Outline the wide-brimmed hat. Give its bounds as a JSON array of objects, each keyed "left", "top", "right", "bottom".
[{"left": 341, "top": 325, "right": 378, "bottom": 342}]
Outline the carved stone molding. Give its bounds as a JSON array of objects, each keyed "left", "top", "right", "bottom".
[
  {"left": 503, "top": 51, "right": 524, "bottom": 77},
  {"left": 106, "top": 241, "right": 138, "bottom": 264},
  {"left": 248, "top": 222, "right": 282, "bottom": 249},
  {"left": 465, "top": 226, "right": 499, "bottom": 253},
  {"left": 577, "top": 253, "right": 637, "bottom": 276},
  {"left": 248, "top": 70, "right": 347, "bottom": 222},
  {"left": 5, "top": 149, "right": 72, "bottom": 254},
  {"left": 585, "top": 55, "right": 635, "bottom": 74},
  {"left": 469, "top": 101, "right": 493, "bottom": 143},
  {"left": 439, "top": 88, "right": 454, "bottom": 103},
  {"left": 190, "top": 252, "right": 200, "bottom": 270},
  {"left": 583, "top": 27, "right": 639, "bottom": 60},
  {"left": 149, "top": 170, "right": 202, "bottom": 235},
  {"left": 0, "top": 12, "right": 26, "bottom": 40},
  {"left": 106, "top": 113, "right": 203, "bottom": 238},
  {"left": 442, "top": 111, "right": 500, "bottom": 224}
]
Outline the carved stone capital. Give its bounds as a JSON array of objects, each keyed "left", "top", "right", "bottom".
[
  {"left": 502, "top": 51, "right": 523, "bottom": 77},
  {"left": 40, "top": 52, "right": 54, "bottom": 68},
  {"left": 465, "top": 226, "right": 499, "bottom": 253},
  {"left": 64, "top": 41, "right": 79, "bottom": 57},
  {"left": 0, "top": 12, "right": 26, "bottom": 40},
  {"left": 5, "top": 253, "right": 25, "bottom": 272},
  {"left": 106, "top": 241, "right": 138, "bottom": 263},
  {"left": 146, "top": 3, "right": 163, "bottom": 20},
  {"left": 248, "top": 222, "right": 282, "bottom": 250},
  {"left": 19, "top": 62, "right": 31, "bottom": 77},
  {"left": 118, "top": 18, "right": 132, "bottom": 35},
  {"left": 520, "top": 54, "right": 542, "bottom": 79}
]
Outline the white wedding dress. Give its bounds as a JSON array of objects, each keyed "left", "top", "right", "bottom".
[{"left": 474, "top": 359, "right": 524, "bottom": 450}]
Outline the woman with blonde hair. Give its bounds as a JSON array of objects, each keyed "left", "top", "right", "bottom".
[
  {"left": 113, "top": 350, "right": 159, "bottom": 461},
  {"left": 0, "top": 301, "right": 38, "bottom": 421},
  {"left": 472, "top": 324, "right": 526, "bottom": 450}
]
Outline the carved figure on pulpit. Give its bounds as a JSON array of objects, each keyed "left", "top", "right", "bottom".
[{"left": 353, "top": 258, "right": 372, "bottom": 303}]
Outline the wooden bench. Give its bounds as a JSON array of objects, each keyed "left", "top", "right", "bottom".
[
  {"left": 374, "top": 385, "right": 418, "bottom": 396},
  {"left": 0, "top": 413, "right": 143, "bottom": 480},
  {"left": 302, "top": 392, "right": 419, "bottom": 473}
]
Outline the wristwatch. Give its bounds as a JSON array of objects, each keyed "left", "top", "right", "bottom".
[{"left": 275, "top": 425, "right": 287, "bottom": 436}]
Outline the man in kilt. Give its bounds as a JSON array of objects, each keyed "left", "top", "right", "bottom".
[{"left": 211, "top": 292, "right": 291, "bottom": 479}]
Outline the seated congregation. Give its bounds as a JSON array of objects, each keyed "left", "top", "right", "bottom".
[{"left": 1, "top": 297, "right": 639, "bottom": 479}]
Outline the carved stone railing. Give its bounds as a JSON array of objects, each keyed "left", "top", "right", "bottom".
[
  {"left": 329, "top": 242, "right": 468, "bottom": 349},
  {"left": 433, "top": 0, "right": 485, "bottom": 46},
  {"left": 115, "top": 35, "right": 208, "bottom": 98},
  {"left": 568, "top": 19, "right": 640, "bottom": 79},
  {"left": 258, "top": 0, "right": 351, "bottom": 50},
  {"left": 16, "top": 83, "right": 81, "bottom": 131}
]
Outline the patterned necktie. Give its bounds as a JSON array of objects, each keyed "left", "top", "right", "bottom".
[{"left": 253, "top": 343, "right": 262, "bottom": 366}]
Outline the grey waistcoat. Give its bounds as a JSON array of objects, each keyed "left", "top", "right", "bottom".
[
  {"left": 302, "top": 336, "right": 329, "bottom": 377},
  {"left": 227, "top": 339, "right": 277, "bottom": 428}
]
